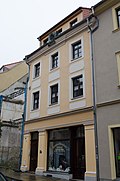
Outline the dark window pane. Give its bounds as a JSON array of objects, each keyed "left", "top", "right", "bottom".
[
  {"left": 72, "top": 75, "right": 83, "bottom": 98},
  {"left": 52, "top": 52, "right": 58, "bottom": 69},
  {"left": 70, "top": 18, "right": 77, "bottom": 27},
  {"left": 49, "top": 128, "right": 70, "bottom": 140},
  {"left": 51, "top": 84, "right": 58, "bottom": 104},
  {"left": 116, "top": 8, "right": 120, "bottom": 28},
  {"left": 72, "top": 40, "right": 82, "bottom": 60},
  {"left": 34, "top": 63, "right": 40, "bottom": 78},
  {"left": 33, "top": 91, "right": 39, "bottom": 110}
]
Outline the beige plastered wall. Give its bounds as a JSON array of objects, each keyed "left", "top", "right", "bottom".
[{"left": 26, "top": 30, "right": 92, "bottom": 119}]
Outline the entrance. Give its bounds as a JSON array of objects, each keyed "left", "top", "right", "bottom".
[
  {"left": 30, "top": 132, "right": 38, "bottom": 172},
  {"left": 71, "top": 125, "right": 86, "bottom": 179},
  {"left": 113, "top": 128, "right": 120, "bottom": 177}
]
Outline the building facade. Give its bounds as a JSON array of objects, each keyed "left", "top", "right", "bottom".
[
  {"left": 0, "top": 61, "right": 28, "bottom": 168},
  {"left": 21, "top": 7, "right": 97, "bottom": 181},
  {"left": 93, "top": 0, "right": 120, "bottom": 180}
]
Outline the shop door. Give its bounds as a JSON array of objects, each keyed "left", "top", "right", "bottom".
[
  {"left": 71, "top": 126, "right": 86, "bottom": 179},
  {"left": 113, "top": 128, "right": 120, "bottom": 177},
  {"left": 30, "top": 132, "right": 38, "bottom": 172}
]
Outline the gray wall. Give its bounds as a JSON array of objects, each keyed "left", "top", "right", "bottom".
[{"left": 93, "top": 7, "right": 120, "bottom": 180}]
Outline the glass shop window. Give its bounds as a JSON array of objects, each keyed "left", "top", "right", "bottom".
[{"left": 48, "top": 128, "right": 70, "bottom": 173}]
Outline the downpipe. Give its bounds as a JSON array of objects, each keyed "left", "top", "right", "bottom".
[{"left": 87, "top": 11, "right": 100, "bottom": 181}]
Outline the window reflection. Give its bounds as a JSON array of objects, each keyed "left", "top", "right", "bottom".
[{"left": 48, "top": 128, "right": 70, "bottom": 172}]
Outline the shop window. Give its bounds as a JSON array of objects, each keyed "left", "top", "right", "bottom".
[{"left": 48, "top": 128, "right": 70, "bottom": 172}]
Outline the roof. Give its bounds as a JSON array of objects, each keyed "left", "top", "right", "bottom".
[
  {"left": 0, "top": 61, "right": 28, "bottom": 92},
  {"left": 37, "top": 7, "right": 90, "bottom": 41},
  {"left": 0, "top": 61, "right": 23, "bottom": 72}
]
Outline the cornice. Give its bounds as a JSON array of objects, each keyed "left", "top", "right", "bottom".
[
  {"left": 25, "top": 106, "right": 93, "bottom": 125},
  {"left": 94, "top": 0, "right": 120, "bottom": 15},
  {"left": 97, "top": 99, "right": 120, "bottom": 108},
  {"left": 25, "top": 21, "right": 88, "bottom": 64}
]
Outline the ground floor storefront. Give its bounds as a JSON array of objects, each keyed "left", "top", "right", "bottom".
[{"left": 21, "top": 110, "right": 96, "bottom": 181}]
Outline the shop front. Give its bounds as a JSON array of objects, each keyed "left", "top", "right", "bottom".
[{"left": 47, "top": 125, "right": 85, "bottom": 180}]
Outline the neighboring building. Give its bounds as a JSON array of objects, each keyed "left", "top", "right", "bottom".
[
  {"left": 93, "top": 0, "right": 120, "bottom": 180},
  {"left": 21, "top": 7, "right": 97, "bottom": 181},
  {"left": 0, "top": 61, "right": 28, "bottom": 168}
]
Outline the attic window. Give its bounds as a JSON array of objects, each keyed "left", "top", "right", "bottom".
[
  {"left": 56, "top": 28, "right": 62, "bottom": 36},
  {"left": 70, "top": 18, "right": 77, "bottom": 27},
  {"left": 43, "top": 38, "right": 48, "bottom": 45}
]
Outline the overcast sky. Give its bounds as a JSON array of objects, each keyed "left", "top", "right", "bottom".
[{"left": 0, "top": 0, "right": 100, "bottom": 67}]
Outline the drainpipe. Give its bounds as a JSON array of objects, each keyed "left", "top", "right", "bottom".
[
  {"left": 19, "top": 62, "right": 30, "bottom": 171},
  {"left": 87, "top": 8, "right": 100, "bottom": 181}
]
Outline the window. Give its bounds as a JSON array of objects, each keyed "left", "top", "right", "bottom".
[
  {"left": 116, "top": 8, "right": 120, "bottom": 28},
  {"left": 72, "top": 40, "right": 82, "bottom": 60},
  {"left": 116, "top": 52, "right": 120, "bottom": 85},
  {"left": 43, "top": 38, "right": 48, "bottom": 45},
  {"left": 48, "top": 128, "right": 70, "bottom": 172},
  {"left": 72, "top": 75, "right": 83, "bottom": 98},
  {"left": 51, "top": 52, "right": 58, "bottom": 69},
  {"left": 51, "top": 84, "right": 58, "bottom": 104},
  {"left": 112, "top": 4, "right": 120, "bottom": 30},
  {"left": 56, "top": 28, "right": 62, "bottom": 36},
  {"left": 70, "top": 18, "right": 77, "bottom": 27},
  {"left": 33, "top": 91, "right": 39, "bottom": 110},
  {"left": 34, "top": 63, "right": 40, "bottom": 78}
]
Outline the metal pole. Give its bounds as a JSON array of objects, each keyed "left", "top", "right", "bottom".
[
  {"left": 18, "top": 82, "right": 27, "bottom": 171},
  {"left": 87, "top": 14, "right": 100, "bottom": 181}
]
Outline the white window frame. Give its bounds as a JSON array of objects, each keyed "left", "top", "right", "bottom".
[
  {"left": 32, "top": 61, "right": 41, "bottom": 79},
  {"left": 69, "top": 71, "right": 85, "bottom": 101},
  {"left": 69, "top": 37, "right": 84, "bottom": 62},
  {"left": 116, "top": 51, "right": 120, "bottom": 86},
  {"left": 112, "top": 3, "right": 120, "bottom": 30},
  {"left": 48, "top": 80, "right": 60, "bottom": 106},
  {"left": 49, "top": 50, "right": 60, "bottom": 71},
  {"left": 31, "top": 89, "right": 40, "bottom": 111}
]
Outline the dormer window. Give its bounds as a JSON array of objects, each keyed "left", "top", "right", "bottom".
[
  {"left": 43, "top": 38, "right": 48, "bottom": 45},
  {"left": 70, "top": 18, "right": 77, "bottom": 27},
  {"left": 56, "top": 28, "right": 62, "bottom": 36}
]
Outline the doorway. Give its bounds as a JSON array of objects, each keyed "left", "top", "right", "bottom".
[
  {"left": 30, "top": 132, "right": 38, "bottom": 172},
  {"left": 71, "top": 125, "right": 86, "bottom": 179}
]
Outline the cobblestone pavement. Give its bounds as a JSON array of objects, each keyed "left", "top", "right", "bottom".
[{"left": 0, "top": 168, "right": 67, "bottom": 181}]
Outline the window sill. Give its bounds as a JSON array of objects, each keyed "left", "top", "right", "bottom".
[
  {"left": 50, "top": 66, "right": 59, "bottom": 72},
  {"left": 70, "top": 95, "right": 85, "bottom": 102},
  {"left": 70, "top": 56, "right": 83, "bottom": 63},
  {"left": 49, "top": 102, "right": 59, "bottom": 107},
  {"left": 32, "top": 76, "right": 40, "bottom": 81},
  {"left": 31, "top": 108, "right": 39, "bottom": 112}
]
